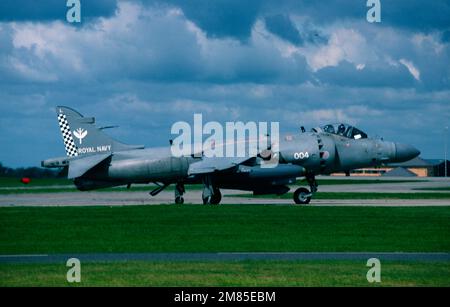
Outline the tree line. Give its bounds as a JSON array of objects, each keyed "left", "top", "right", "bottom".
[{"left": 0, "top": 162, "right": 66, "bottom": 178}]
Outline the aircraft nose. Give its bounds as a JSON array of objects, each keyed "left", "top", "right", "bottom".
[{"left": 394, "top": 143, "right": 420, "bottom": 162}]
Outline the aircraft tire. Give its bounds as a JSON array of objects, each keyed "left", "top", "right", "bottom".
[
  {"left": 293, "top": 187, "right": 311, "bottom": 205},
  {"left": 175, "top": 196, "right": 184, "bottom": 204},
  {"left": 210, "top": 190, "right": 222, "bottom": 205},
  {"left": 202, "top": 196, "right": 211, "bottom": 205}
]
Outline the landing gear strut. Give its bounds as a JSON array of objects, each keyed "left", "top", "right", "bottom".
[
  {"left": 175, "top": 182, "right": 185, "bottom": 204},
  {"left": 293, "top": 174, "right": 318, "bottom": 205},
  {"left": 202, "top": 175, "right": 222, "bottom": 205}
]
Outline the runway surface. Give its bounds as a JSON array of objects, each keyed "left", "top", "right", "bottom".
[
  {"left": 1, "top": 176, "right": 449, "bottom": 207},
  {"left": 1, "top": 190, "right": 449, "bottom": 207},
  {"left": 1, "top": 252, "right": 449, "bottom": 264}
]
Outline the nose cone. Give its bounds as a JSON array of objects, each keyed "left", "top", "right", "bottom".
[{"left": 394, "top": 143, "right": 420, "bottom": 162}]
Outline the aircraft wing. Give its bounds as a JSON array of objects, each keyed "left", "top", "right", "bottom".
[
  {"left": 187, "top": 137, "right": 276, "bottom": 175},
  {"left": 68, "top": 153, "right": 112, "bottom": 179},
  {"left": 188, "top": 156, "right": 253, "bottom": 175}
]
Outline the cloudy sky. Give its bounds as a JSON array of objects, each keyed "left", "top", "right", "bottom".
[{"left": 0, "top": 0, "right": 449, "bottom": 167}]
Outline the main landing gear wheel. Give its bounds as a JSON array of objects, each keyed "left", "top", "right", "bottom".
[
  {"left": 293, "top": 187, "right": 311, "bottom": 205},
  {"left": 201, "top": 175, "right": 222, "bottom": 205},
  {"left": 202, "top": 190, "right": 222, "bottom": 205},
  {"left": 202, "top": 196, "right": 211, "bottom": 205},
  {"left": 210, "top": 189, "right": 222, "bottom": 205}
]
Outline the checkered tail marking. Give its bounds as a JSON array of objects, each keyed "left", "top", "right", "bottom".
[{"left": 58, "top": 113, "right": 78, "bottom": 157}]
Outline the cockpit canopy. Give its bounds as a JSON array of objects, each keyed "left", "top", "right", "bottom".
[{"left": 319, "top": 123, "right": 368, "bottom": 139}]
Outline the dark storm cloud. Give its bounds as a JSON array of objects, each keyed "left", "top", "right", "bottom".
[
  {"left": 0, "top": 0, "right": 117, "bottom": 21},
  {"left": 3, "top": 0, "right": 449, "bottom": 34},
  {"left": 264, "top": 14, "right": 302, "bottom": 45},
  {"left": 274, "top": 0, "right": 450, "bottom": 32},
  {"left": 264, "top": 14, "right": 328, "bottom": 47},
  {"left": 162, "top": 0, "right": 262, "bottom": 40},
  {"left": 380, "top": 0, "right": 450, "bottom": 32},
  {"left": 140, "top": 0, "right": 450, "bottom": 41}
]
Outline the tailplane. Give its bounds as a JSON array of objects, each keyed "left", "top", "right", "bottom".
[{"left": 56, "top": 106, "right": 143, "bottom": 157}]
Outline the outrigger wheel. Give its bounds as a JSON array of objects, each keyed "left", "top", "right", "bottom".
[
  {"left": 175, "top": 196, "right": 184, "bottom": 204},
  {"left": 174, "top": 182, "right": 185, "bottom": 204}
]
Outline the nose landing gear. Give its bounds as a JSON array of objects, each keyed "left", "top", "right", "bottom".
[
  {"left": 293, "top": 187, "right": 312, "bottom": 204},
  {"left": 293, "top": 174, "right": 318, "bottom": 205}
]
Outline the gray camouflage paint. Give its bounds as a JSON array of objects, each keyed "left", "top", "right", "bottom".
[{"left": 42, "top": 107, "right": 420, "bottom": 204}]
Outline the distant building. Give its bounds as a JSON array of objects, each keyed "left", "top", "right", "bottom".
[{"left": 333, "top": 157, "right": 450, "bottom": 177}]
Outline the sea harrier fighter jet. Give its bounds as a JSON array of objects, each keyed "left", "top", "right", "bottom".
[{"left": 42, "top": 107, "right": 420, "bottom": 205}]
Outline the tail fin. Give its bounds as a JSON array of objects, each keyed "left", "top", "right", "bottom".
[{"left": 56, "top": 106, "right": 144, "bottom": 157}]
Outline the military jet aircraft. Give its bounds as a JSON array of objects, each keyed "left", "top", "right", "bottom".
[{"left": 42, "top": 107, "right": 420, "bottom": 205}]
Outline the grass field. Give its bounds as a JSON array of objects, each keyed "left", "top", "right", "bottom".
[
  {"left": 1, "top": 260, "right": 449, "bottom": 287},
  {"left": 1, "top": 205, "right": 449, "bottom": 287},
  {"left": 1, "top": 206, "right": 449, "bottom": 254}
]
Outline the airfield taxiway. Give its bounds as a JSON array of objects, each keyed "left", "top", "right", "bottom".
[
  {"left": 0, "top": 177, "right": 449, "bottom": 207},
  {"left": 1, "top": 190, "right": 450, "bottom": 207}
]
